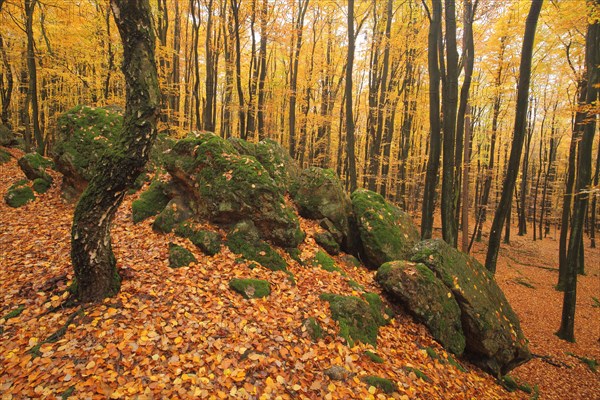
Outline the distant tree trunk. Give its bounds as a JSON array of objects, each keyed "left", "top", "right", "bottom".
[
  {"left": 345, "top": 0, "right": 358, "bottom": 192},
  {"left": 103, "top": 5, "right": 115, "bottom": 101},
  {"left": 203, "top": 0, "right": 216, "bottom": 131},
  {"left": 557, "top": 12, "right": 599, "bottom": 341},
  {"left": 72, "top": 0, "right": 160, "bottom": 302},
  {"left": 421, "top": 0, "right": 442, "bottom": 239},
  {"left": 440, "top": 0, "right": 459, "bottom": 246},
  {"left": 256, "top": 0, "right": 268, "bottom": 138},
  {"left": 170, "top": 0, "right": 181, "bottom": 121},
  {"left": 25, "top": 0, "right": 44, "bottom": 154},
  {"left": 221, "top": 0, "right": 234, "bottom": 138},
  {"left": 231, "top": 0, "right": 246, "bottom": 138},
  {"left": 518, "top": 100, "right": 536, "bottom": 235},
  {"left": 0, "top": 32, "right": 13, "bottom": 125},
  {"left": 485, "top": 0, "right": 543, "bottom": 274},
  {"left": 462, "top": 103, "right": 472, "bottom": 252},
  {"left": 315, "top": 19, "right": 334, "bottom": 167},
  {"left": 288, "top": 0, "right": 309, "bottom": 159},
  {"left": 190, "top": 0, "right": 201, "bottom": 130},
  {"left": 591, "top": 137, "right": 600, "bottom": 248}
]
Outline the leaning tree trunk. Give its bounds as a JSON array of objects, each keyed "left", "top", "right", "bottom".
[
  {"left": 485, "top": 0, "right": 543, "bottom": 274},
  {"left": 71, "top": 0, "right": 160, "bottom": 302},
  {"left": 557, "top": 8, "right": 599, "bottom": 342}
]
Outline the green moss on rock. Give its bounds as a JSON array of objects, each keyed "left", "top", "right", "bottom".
[
  {"left": 303, "top": 317, "right": 324, "bottom": 341},
  {"left": 190, "top": 230, "right": 222, "bottom": 256},
  {"left": 0, "top": 148, "right": 11, "bottom": 164},
  {"left": 229, "top": 278, "right": 271, "bottom": 299},
  {"left": 364, "top": 350, "right": 384, "bottom": 363},
  {"left": 152, "top": 199, "right": 191, "bottom": 234},
  {"left": 311, "top": 250, "right": 342, "bottom": 274},
  {"left": 17, "top": 153, "right": 54, "bottom": 183},
  {"left": 168, "top": 243, "right": 196, "bottom": 268},
  {"left": 314, "top": 231, "right": 341, "bottom": 255},
  {"left": 32, "top": 178, "right": 51, "bottom": 194},
  {"left": 319, "top": 293, "right": 387, "bottom": 347},
  {"left": 376, "top": 260, "right": 465, "bottom": 355},
  {"left": 4, "top": 180, "right": 35, "bottom": 208},
  {"left": 404, "top": 366, "right": 432, "bottom": 383},
  {"left": 351, "top": 189, "right": 419, "bottom": 269},
  {"left": 227, "top": 226, "right": 287, "bottom": 272},
  {"left": 132, "top": 181, "right": 170, "bottom": 223},
  {"left": 361, "top": 376, "right": 397, "bottom": 394}
]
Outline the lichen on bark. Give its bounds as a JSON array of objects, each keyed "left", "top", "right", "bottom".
[{"left": 71, "top": 0, "right": 160, "bottom": 302}]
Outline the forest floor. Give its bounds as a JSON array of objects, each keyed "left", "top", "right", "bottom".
[{"left": 0, "top": 147, "right": 598, "bottom": 399}]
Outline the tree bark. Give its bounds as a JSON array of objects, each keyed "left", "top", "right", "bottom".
[
  {"left": 257, "top": 0, "right": 268, "bottom": 138},
  {"left": 421, "top": 0, "right": 442, "bottom": 239},
  {"left": 0, "top": 32, "right": 13, "bottom": 125},
  {"left": 557, "top": 10, "right": 599, "bottom": 341},
  {"left": 485, "top": 0, "right": 543, "bottom": 274},
  {"left": 345, "top": 0, "right": 358, "bottom": 192},
  {"left": 71, "top": 0, "right": 160, "bottom": 302},
  {"left": 203, "top": 0, "right": 216, "bottom": 132},
  {"left": 25, "top": 0, "right": 44, "bottom": 154}
]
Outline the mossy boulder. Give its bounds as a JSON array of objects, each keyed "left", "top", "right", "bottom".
[
  {"left": 227, "top": 221, "right": 287, "bottom": 271},
  {"left": 168, "top": 243, "right": 196, "bottom": 268},
  {"left": 229, "top": 137, "right": 300, "bottom": 193},
  {"left": 361, "top": 376, "right": 397, "bottom": 394},
  {"left": 152, "top": 198, "right": 192, "bottom": 234},
  {"left": 132, "top": 180, "right": 170, "bottom": 223},
  {"left": 351, "top": 189, "right": 419, "bottom": 269},
  {"left": 319, "top": 293, "right": 388, "bottom": 347},
  {"left": 310, "top": 250, "right": 342, "bottom": 273},
  {"left": 293, "top": 167, "right": 354, "bottom": 249},
  {"left": 411, "top": 239, "right": 531, "bottom": 375},
  {"left": 0, "top": 124, "right": 18, "bottom": 147},
  {"left": 0, "top": 148, "right": 12, "bottom": 164},
  {"left": 302, "top": 317, "right": 324, "bottom": 341},
  {"left": 229, "top": 278, "right": 271, "bottom": 299},
  {"left": 32, "top": 178, "right": 51, "bottom": 194},
  {"left": 52, "top": 105, "right": 123, "bottom": 201},
  {"left": 376, "top": 260, "right": 465, "bottom": 355},
  {"left": 164, "top": 133, "right": 304, "bottom": 247},
  {"left": 17, "top": 153, "right": 54, "bottom": 183},
  {"left": 4, "top": 180, "right": 35, "bottom": 208},
  {"left": 314, "top": 231, "right": 340, "bottom": 255},
  {"left": 174, "top": 223, "right": 222, "bottom": 256}
]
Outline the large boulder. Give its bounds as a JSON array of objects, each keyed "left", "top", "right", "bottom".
[
  {"left": 293, "top": 167, "right": 355, "bottom": 249},
  {"left": 411, "top": 239, "right": 531, "bottom": 375},
  {"left": 0, "top": 124, "right": 18, "bottom": 147},
  {"left": 17, "top": 153, "right": 54, "bottom": 183},
  {"left": 351, "top": 189, "right": 419, "bottom": 269},
  {"left": 52, "top": 105, "right": 171, "bottom": 202},
  {"left": 52, "top": 105, "right": 123, "bottom": 201},
  {"left": 163, "top": 133, "right": 304, "bottom": 247},
  {"left": 229, "top": 138, "right": 300, "bottom": 193},
  {"left": 376, "top": 260, "right": 465, "bottom": 355}
]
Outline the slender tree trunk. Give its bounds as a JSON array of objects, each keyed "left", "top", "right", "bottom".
[
  {"left": 591, "top": 136, "right": 600, "bottom": 248},
  {"left": 190, "top": 0, "right": 201, "bottom": 130},
  {"left": 345, "top": 0, "right": 358, "bottom": 192},
  {"left": 0, "top": 32, "right": 13, "bottom": 126},
  {"left": 421, "top": 0, "right": 442, "bottom": 239},
  {"left": 462, "top": 103, "right": 472, "bottom": 252},
  {"left": 231, "top": 0, "right": 246, "bottom": 138},
  {"left": 257, "top": 0, "right": 268, "bottom": 138},
  {"left": 72, "top": 0, "right": 160, "bottom": 302},
  {"left": 485, "top": 0, "right": 543, "bottom": 274},
  {"left": 518, "top": 101, "right": 536, "bottom": 235},
  {"left": 25, "top": 0, "right": 44, "bottom": 154},
  {"left": 203, "top": 0, "right": 216, "bottom": 131},
  {"left": 557, "top": 12, "right": 599, "bottom": 341},
  {"left": 288, "top": 0, "right": 309, "bottom": 159}
]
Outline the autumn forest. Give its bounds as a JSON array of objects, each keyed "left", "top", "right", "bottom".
[{"left": 0, "top": 0, "right": 599, "bottom": 398}]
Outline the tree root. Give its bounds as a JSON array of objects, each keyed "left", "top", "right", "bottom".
[
  {"left": 28, "top": 306, "right": 85, "bottom": 358},
  {"left": 532, "top": 353, "right": 571, "bottom": 368}
]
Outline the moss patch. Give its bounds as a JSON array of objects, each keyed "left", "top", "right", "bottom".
[
  {"left": 32, "top": 178, "right": 51, "bottom": 194},
  {"left": 229, "top": 278, "right": 271, "bottom": 299},
  {"left": 1, "top": 305, "right": 25, "bottom": 321},
  {"left": 319, "top": 293, "right": 387, "bottom": 347},
  {"left": 132, "top": 181, "right": 170, "bottom": 223},
  {"left": 347, "top": 280, "right": 364, "bottom": 292},
  {"left": 5, "top": 180, "right": 35, "bottom": 208},
  {"left": 405, "top": 366, "right": 432, "bottom": 383},
  {"left": 190, "top": 230, "right": 222, "bottom": 256},
  {"left": 311, "top": 250, "right": 343, "bottom": 274},
  {"left": 361, "top": 376, "right": 397, "bottom": 394},
  {"left": 303, "top": 317, "right": 324, "bottom": 341},
  {"left": 227, "top": 229, "right": 287, "bottom": 272},
  {"left": 364, "top": 350, "right": 384, "bottom": 363},
  {"left": 168, "top": 243, "right": 196, "bottom": 268},
  {"left": 0, "top": 148, "right": 11, "bottom": 164},
  {"left": 501, "top": 375, "right": 533, "bottom": 394},
  {"left": 314, "top": 231, "right": 341, "bottom": 255}
]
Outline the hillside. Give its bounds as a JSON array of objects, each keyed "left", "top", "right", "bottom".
[{"left": 1, "top": 145, "right": 598, "bottom": 399}]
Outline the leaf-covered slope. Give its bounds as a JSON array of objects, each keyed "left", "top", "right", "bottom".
[{"left": 0, "top": 151, "right": 521, "bottom": 399}]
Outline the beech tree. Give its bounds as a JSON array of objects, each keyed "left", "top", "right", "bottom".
[
  {"left": 71, "top": 0, "right": 160, "bottom": 302},
  {"left": 557, "top": 3, "right": 599, "bottom": 342},
  {"left": 485, "top": 0, "right": 544, "bottom": 274}
]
